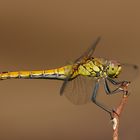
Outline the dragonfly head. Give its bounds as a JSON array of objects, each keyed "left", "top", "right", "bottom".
[{"left": 106, "top": 60, "right": 122, "bottom": 78}]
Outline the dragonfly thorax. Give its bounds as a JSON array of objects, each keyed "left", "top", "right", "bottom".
[{"left": 77, "top": 58, "right": 105, "bottom": 78}]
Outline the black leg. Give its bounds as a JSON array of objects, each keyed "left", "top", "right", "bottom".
[
  {"left": 104, "top": 78, "right": 130, "bottom": 95},
  {"left": 91, "top": 81, "right": 113, "bottom": 119},
  {"left": 107, "top": 77, "right": 129, "bottom": 85},
  {"left": 104, "top": 78, "right": 124, "bottom": 95}
]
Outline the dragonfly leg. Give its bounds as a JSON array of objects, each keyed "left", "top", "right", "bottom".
[
  {"left": 104, "top": 78, "right": 130, "bottom": 95},
  {"left": 107, "top": 77, "right": 129, "bottom": 85},
  {"left": 104, "top": 78, "right": 123, "bottom": 95},
  {"left": 91, "top": 81, "right": 113, "bottom": 119}
]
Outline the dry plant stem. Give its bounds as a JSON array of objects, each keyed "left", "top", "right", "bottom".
[
  {"left": 112, "top": 95, "right": 128, "bottom": 140},
  {"left": 112, "top": 81, "right": 130, "bottom": 140}
]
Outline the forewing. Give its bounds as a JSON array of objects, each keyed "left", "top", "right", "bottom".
[
  {"left": 61, "top": 76, "right": 96, "bottom": 105},
  {"left": 74, "top": 36, "right": 101, "bottom": 63}
]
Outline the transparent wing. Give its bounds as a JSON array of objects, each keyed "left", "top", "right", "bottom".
[
  {"left": 60, "top": 37, "right": 101, "bottom": 95},
  {"left": 74, "top": 36, "right": 101, "bottom": 63},
  {"left": 118, "top": 63, "right": 139, "bottom": 82},
  {"left": 62, "top": 76, "right": 96, "bottom": 105}
]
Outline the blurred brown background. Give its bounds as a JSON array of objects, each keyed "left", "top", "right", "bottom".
[{"left": 0, "top": 0, "right": 140, "bottom": 140}]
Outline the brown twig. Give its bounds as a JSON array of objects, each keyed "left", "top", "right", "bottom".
[{"left": 112, "top": 81, "right": 130, "bottom": 140}]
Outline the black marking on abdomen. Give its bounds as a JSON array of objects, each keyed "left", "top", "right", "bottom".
[{"left": 1, "top": 71, "right": 8, "bottom": 74}]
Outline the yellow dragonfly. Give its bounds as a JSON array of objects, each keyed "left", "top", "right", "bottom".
[{"left": 0, "top": 37, "right": 138, "bottom": 118}]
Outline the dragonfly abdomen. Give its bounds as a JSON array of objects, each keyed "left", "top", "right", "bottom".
[
  {"left": 0, "top": 71, "right": 45, "bottom": 80},
  {"left": 0, "top": 66, "right": 72, "bottom": 80}
]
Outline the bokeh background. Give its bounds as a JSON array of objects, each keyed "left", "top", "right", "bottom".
[{"left": 0, "top": 0, "right": 140, "bottom": 140}]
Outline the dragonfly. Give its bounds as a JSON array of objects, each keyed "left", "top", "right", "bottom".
[{"left": 0, "top": 37, "right": 138, "bottom": 118}]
